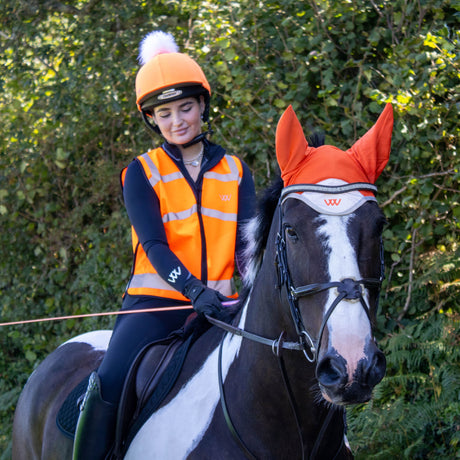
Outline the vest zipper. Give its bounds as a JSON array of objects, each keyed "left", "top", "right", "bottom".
[{"left": 179, "top": 162, "right": 208, "bottom": 286}]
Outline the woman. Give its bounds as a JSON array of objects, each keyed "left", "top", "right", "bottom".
[{"left": 72, "top": 31, "right": 256, "bottom": 459}]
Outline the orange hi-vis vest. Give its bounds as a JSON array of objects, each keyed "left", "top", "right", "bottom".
[{"left": 123, "top": 147, "right": 243, "bottom": 301}]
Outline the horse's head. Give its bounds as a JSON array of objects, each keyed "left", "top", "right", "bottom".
[{"left": 274, "top": 104, "right": 393, "bottom": 405}]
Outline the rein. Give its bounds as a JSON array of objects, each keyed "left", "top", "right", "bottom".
[
  {"left": 210, "top": 182, "right": 383, "bottom": 460},
  {"left": 206, "top": 315, "right": 304, "bottom": 352}
]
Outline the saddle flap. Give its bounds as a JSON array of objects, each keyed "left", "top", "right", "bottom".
[
  {"left": 135, "top": 338, "right": 184, "bottom": 410},
  {"left": 113, "top": 332, "right": 183, "bottom": 456}
]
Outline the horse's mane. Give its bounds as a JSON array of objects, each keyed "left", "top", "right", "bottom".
[
  {"left": 242, "top": 131, "right": 325, "bottom": 288},
  {"left": 241, "top": 175, "right": 283, "bottom": 287}
]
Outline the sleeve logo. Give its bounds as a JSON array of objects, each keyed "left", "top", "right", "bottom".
[{"left": 168, "top": 266, "right": 182, "bottom": 283}]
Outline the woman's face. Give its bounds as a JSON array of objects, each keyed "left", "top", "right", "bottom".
[{"left": 152, "top": 97, "right": 204, "bottom": 146}]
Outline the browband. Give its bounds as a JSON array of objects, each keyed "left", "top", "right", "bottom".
[{"left": 280, "top": 182, "right": 377, "bottom": 200}]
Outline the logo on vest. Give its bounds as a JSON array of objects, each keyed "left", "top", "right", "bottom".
[
  {"left": 219, "top": 194, "right": 232, "bottom": 202},
  {"left": 324, "top": 198, "right": 342, "bottom": 206},
  {"left": 168, "top": 266, "right": 182, "bottom": 283}
]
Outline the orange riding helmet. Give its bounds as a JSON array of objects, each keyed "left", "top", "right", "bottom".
[{"left": 135, "top": 31, "right": 212, "bottom": 140}]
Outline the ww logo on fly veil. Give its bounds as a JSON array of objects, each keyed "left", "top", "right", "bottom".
[{"left": 324, "top": 198, "right": 342, "bottom": 206}]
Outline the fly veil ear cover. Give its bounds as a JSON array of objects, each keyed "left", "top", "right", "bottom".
[{"left": 275, "top": 104, "right": 394, "bottom": 191}]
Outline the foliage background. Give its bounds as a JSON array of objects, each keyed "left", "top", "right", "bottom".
[{"left": 0, "top": 0, "right": 458, "bottom": 458}]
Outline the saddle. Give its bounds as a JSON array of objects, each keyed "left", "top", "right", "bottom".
[{"left": 56, "top": 313, "right": 210, "bottom": 456}]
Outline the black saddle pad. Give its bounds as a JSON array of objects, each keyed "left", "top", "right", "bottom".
[{"left": 56, "top": 374, "right": 90, "bottom": 439}]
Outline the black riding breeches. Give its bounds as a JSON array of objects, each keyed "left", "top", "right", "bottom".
[{"left": 97, "top": 299, "right": 192, "bottom": 405}]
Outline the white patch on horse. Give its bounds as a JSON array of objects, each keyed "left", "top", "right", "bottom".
[
  {"left": 125, "top": 298, "right": 250, "bottom": 460},
  {"left": 241, "top": 215, "right": 262, "bottom": 287},
  {"left": 60, "top": 330, "right": 112, "bottom": 351},
  {"left": 317, "top": 215, "right": 371, "bottom": 380}
]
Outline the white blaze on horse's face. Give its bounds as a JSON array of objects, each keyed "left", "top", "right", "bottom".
[{"left": 317, "top": 213, "right": 371, "bottom": 387}]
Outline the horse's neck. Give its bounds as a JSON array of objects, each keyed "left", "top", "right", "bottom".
[
  {"left": 227, "top": 301, "right": 346, "bottom": 457},
  {"left": 231, "top": 229, "right": 347, "bottom": 456}
]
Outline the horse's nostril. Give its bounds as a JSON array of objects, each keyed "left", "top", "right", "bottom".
[
  {"left": 364, "top": 349, "right": 386, "bottom": 387},
  {"left": 316, "top": 354, "right": 347, "bottom": 388}
]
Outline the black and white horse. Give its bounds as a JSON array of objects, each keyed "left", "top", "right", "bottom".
[{"left": 13, "top": 104, "right": 393, "bottom": 459}]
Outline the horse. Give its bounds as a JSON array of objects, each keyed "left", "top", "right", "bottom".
[{"left": 12, "top": 103, "right": 393, "bottom": 459}]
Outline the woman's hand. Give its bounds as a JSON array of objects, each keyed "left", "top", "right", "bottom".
[{"left": 182, "top": 278, "right": 229, "bottom": 317}]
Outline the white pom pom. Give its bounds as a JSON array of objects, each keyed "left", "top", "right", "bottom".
[{"left": 138, "top": 31, "right": 179, "bottom": 65}]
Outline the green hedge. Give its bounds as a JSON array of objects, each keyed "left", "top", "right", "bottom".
[{"left": 0, "top": 1, "right": 458, "bottom": 457}]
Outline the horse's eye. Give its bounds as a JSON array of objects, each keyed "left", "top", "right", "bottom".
[{"left": 285, "top": 226, "right": 299, "bottom": 242}]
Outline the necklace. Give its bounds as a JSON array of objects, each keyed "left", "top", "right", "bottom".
[{"left": 183, "top": 145, "right": 204, "bottom": 167}]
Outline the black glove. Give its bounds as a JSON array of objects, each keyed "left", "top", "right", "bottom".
[{"left": 182, "top": 278, "right": 228, "bottom": 318}]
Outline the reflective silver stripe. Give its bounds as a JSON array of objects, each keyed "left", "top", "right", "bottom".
[
  {"left": 208, "top": 279, "right": 234, "bottom": 297},
  {"left": 142, "top": 152, "right": 241, "bottom": 187},
  {"left": 162, "top": 204, "right": 198, "bottom": 224},
  {"left": 141, "top": 152, "right": 184, "bottom": 186},
  {"left": 204, "top": 155, "right": 242, "bottom": 184},
  {"left": 228, "top": 155, "right": 243, "bottom": 185},
  {"left": 162, "top": 206, "right": 236, "bottom": 223},
  {"left": 201, "top": 207, "right": 237, "bottom": 222},
  {"left": 129, "top": 274, "right": 234, "bottom": 297},
  {"left": 281, "top": 182, "right": 378, "bottom": 197},
  {"left": 162, "top": 171, "right": 183, "bottom": 183},
  {"left": 140, "top": 153, "right": 161, "bottom": 188},
  {"left": 129, "top": 273, "right": 179, "bottom": 293}
]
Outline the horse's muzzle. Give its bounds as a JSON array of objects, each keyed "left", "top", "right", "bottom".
[{"left": 315, "top": 341, "right": 386, "bottom": 405}]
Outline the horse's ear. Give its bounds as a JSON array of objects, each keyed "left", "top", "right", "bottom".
[
  {"left": 276, "top": 105, "right": 309, "bottom": 181},
  {"left": 347, "top": 103, "right": 394, "bottom": 183}
]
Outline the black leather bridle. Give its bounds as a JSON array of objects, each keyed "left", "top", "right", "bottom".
[
  {"left": 208, "top": 182, "right": 385, "bottom": 460},
  {"left": 275, "top": 182, "right": 385, "bottom": 362}
]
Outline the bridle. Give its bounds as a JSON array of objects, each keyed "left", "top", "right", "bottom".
[
  {"left": 209, "top": 182, "right": 384, "bottom": 360},
  {"left": 275, "top": 182, "right": 385, "bottom": 362},
  {"left": 208, "top": 182, "right": 385, "bottom": 460}
]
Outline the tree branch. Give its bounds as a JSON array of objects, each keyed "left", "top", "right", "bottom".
[
  {"left": 381, "top": 185, "right": 408, "bottom": 208},
  {"left": 397, "top": 227, "right": 417, "bottom": 321},
  {"left": 381, "top": 169, "right": 456, "bottom": 208}
]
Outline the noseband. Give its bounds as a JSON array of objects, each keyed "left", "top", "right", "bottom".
[{"left": 275, "top": 182, "right": 384, "bottom": 362}]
